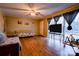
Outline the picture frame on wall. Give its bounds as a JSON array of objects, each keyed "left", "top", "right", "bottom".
[{"left": 18, "top": 20, "right": 22, "bottom": 24}]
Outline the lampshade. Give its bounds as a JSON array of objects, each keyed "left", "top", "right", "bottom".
[{"left": 0, "top": 32, "right": 7, "bottom": 43}]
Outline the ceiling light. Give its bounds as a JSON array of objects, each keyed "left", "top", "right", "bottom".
[{"left": 30, "top": 13, "right": 36, "bottom": 16}]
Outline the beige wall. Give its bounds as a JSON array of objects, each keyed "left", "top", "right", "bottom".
[
  {"left": 5, "top": 16, "right": 48, "bottom": 36},
  {"left": 0, "top": 10, "right": 4, "bottom": 32},
  {"left": 5, "top": 16, "right": 40, "bottom": 35}
]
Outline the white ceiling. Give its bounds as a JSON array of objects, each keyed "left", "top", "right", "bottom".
[{"left": 0, "top": 3, "right": 76, "bottom": 19}]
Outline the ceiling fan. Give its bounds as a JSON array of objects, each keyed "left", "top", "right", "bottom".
[
  {"left": 25, "top": 9, "right": 45, "bottom": 17},
  {"left": 23, "top": 4, "right": 46, "bottom": 17}
]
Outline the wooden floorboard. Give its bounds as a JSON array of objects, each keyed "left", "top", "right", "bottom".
[{"left": 20, "top": 36, "right": 56, "bottom": 56}]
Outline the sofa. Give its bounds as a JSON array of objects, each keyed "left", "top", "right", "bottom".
[{"left": 6, "top": 30, "right": 35, "bottom": 37}]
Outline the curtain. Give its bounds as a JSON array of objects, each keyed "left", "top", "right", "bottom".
[
  {"left": 53, "top": 16, "right": 60, "bottom": 24},
  {"left": 63, "top": 10, "right": 79, "bottom": 30},
  {"left": 47, "top": 17, "right": 52, "bottom": 30},
  {"left": 47, "top": 17, "right": 52, "bottom": 24}
]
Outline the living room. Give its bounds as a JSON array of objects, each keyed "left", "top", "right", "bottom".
[{"left": 0, "top": 3, "right": 79, "bottom": 56}]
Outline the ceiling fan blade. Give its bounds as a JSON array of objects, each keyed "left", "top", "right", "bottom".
[
  {"left": 0, "top": 6, "right": 30, "bottom": 11},
  {"left": 36, "top": 7, "right": 54, "bottom": 11},
  {"left": 24, "top": 3, "right": 35, "bottom": 11},
  {"left": 38, "top": 13, "right": 45, "bottom": 17},
  {"left": 25, "top": 3, "right": 39, "bottom": 12},
  {"left": 27, "top": 3, "right": 33, "bottom": 8}
]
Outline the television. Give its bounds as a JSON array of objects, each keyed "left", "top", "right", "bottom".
[{"left": 49, "top": 24, "right": 62, "bottom": 33}]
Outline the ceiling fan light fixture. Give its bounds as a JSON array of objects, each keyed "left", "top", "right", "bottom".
[{"left": 30, "top": 12, "right": 36, "bottom": 16}]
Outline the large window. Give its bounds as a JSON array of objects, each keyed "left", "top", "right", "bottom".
[
  {"left": 48, "top": 12, "right": 79, "bottom": 41},
  {"left": 64, "top": 12, "right": 79, "bottom": 34},
  {"left": 64, "top": 12, "right": 79, "bottom": 40}
]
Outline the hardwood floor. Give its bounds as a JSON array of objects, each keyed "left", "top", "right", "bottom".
[
  {"left": 20, "top": 36, "right": 56, "bottom": 56},
  {"left": 20, "top": 36, "right": 79, "bottom": 56}
]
